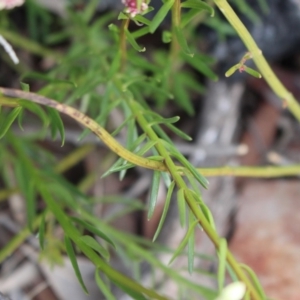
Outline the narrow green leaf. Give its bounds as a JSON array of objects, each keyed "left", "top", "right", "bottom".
[
  {"left": 71, "top": 217, "right": 116, "bottom": 249},
  {"left": 148, "top": 171, "right": 161, "bottom": 220},
  {"left": 177, "top": 188, "right": 186, "bottom": 227},
  {"left": 153, "top": 181, "right": 175, "bottom": 241},
  {"left": 64, "top": 235, "right": 88, "bottom": 294},
  {"left": 174, "top": 26, "right": 193, "bottom": 57},
  {"left": 95, "top": 271, "right": 116, "bottom": 300},
  {"left": 17, "top": 107, "right": 24, "bottom": 131},
  {"left": 137, "top": 80, "right": 174, "bottom": 100},
  {"left": 181, "top": 8, "right": 203, "bottom": 28},
  {"left": 152, "top": 124, "right": 173, "bottom": 144},
  {"left": 125, "top": 29, "right": 146, "bottom": 52},
  {"left": 231, "top": 0, "right": 260, "bottom": 23},
  {"left": 115, "top": 282, "right": 148, "bottom": 300},
  {"left": 19, "top": 100, "right": 49, "bottom": 127},
  {"left": 188, "top": 212, "right": 195, "bottom": 274},
  {"left": 131, "top": 26, "right": 151, "bottom": 39},
  {"left": 38, "top": 210, "right": 47, "bottom": 250},
  {"left": 20, "top": 82, "right": 30, "bottom": 92},
  {"left": 108, "top": 23, "right": 120, "bottom": 33},
  {"left": 168, "top": 220, "right": 198, "bottom": 265},
  {"left": 118, "top": 12, "right": 129, "bottom": 20},
  {"left": 21, "top": 72, "right": 76, "bottom": 87},
  {"left": 240, "top": 264, "right": 267, "bottom": 299},
  {"left": 173, "top": 74, "right": 195, "bottom": 115},
  {"left": 149, "top": 0, "right": 175, "bottom": 33},
  {"left": 199, "top": 201, "right": 216, "bottom": 230},
  {"left": 225, "top": 64, "right": 240, "bottom": 77},
  {"left": 0, "top": 107, "right": 22, "bottom": 139},
  {"left": 257, "top": 0, "right": 269, "bottom": 13},
  {"left": 82, "top": 0, "right": 99, "bottom": 23},
  {"left": 205, "top": 17, "right": 236, "bottom": 39},
  {"left": 134, "top": 15, "right": 151, "bottom": 26},
  {"left": 243, "top": 66, "right": 262, "bottom": 78},
  {"left": 104, "top": 162, "right": 135, "bottom": 176},
  {"left": 183, "top": 54, "right": 218, "bottom": 80},
  {"left": 181, "top": 0, "right": 214, "bottom": 16},
  {"left": 111, "top": 115, "right": 134, "bottom": 137},
  {"left": 45, "top": 30, "right": 70, "bottom": 45},
  {"left": 129, "top": 54, "right": 161, "bottom": 72},
  {"left": 107, "top": 51, "right": 121, "bottom": 79},
  {"left": 179, "top": 72, "right": 206, "bottom": 93},
  {"left": 161, "top": 171, "right": 172, "bottom": 188},
  {"left": 15, "top": 162, "right": 36, "bottom": 231},
  {"left": 135, "top": 140, "right": 158, "bottom": 156},
  {"left": 80, "top": 235, "right": 110, "bottom": 261},
  {"left": 165, "top": 122, "right": 193, "bottom": 141},
  {"left": 183, "top": 170, "right": 201, "bottom": 197},
  {"left": 217, "top": 238, "right": 227, "bottom": 292},
  {"left": 148, "top": 116, "right": 180, "bottom": 126},
  {"left": 47, "top": 107, "right": 65, "bottom": 146},
  {"left": 168, "top": 150, "right": 209, "bottom": 188}
]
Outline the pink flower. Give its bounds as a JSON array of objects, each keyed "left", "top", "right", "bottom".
[
  {"left": 0, "top": 0, "right": 25, "bottom": 10},
  {"left": 122, "top": 0, "right": 148, "bottom": 17}
]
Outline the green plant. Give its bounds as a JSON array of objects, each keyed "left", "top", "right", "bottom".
[{"left": 0, "top": 0, "right": 299, "bottom": 299}]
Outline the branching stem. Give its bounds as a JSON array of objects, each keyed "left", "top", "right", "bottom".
[{"left": 214, "top": 0, "right": 300, "bottom": 121}]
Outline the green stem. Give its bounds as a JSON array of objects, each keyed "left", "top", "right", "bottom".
[
  {"left": 214, "top": 0, "right": 300, "bottom": 122},
  {"left": 171, "top": 0, "right": 181, "bottom": 57},
  {"left": 0, "top": 89, "right": 166, "bottom": 172},
  {"left": 119, "top": 19, "right": 130, "bottom": 70},
  {"left": 125, "top": 97, "right": 261, "bottom": 300},
  {"left": 199, "top": 164, "right": 300, "bottom": 177}
]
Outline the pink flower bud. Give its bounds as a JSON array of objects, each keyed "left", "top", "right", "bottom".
[{"left": 122, "top": 0, "right": 148, "bottom": 17}]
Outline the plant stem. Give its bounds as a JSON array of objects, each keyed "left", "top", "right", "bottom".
[
  {"left": 199, "top": 164, "right": 300, "bottom": 177},
  {"left": 170, "top": 0, "right": 181, "bottom": 65},
  {"left": 126, "top": 97, "right": 261, "bottom": 300},
  {"left": 0, "top": 88, "right": 166, "bottom": 172},
  {"left": 214, "top": 0, "right": 300, "bottom": 122},
  {"left": 119, "top": 19, "right": 130, "bottom": 70}
]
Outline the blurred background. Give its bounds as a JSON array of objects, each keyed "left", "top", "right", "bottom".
[{"left": 0, "top": 0, "right": 300, "bottom": 299}]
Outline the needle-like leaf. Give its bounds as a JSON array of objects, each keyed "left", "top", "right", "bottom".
[
  {"left": 149, "top": 0, "right": 175, "bottom": 33},
  {"left": 0, "top": 106, "right": 22, "bottom": 139},
  {"left": 64, "top": 235, "right": 88, "bottom": 294},
  {"left": 177, "top": 188, "right": 186, "bottom": 227},
  {"left": 168, "top": 220, "right": 198, "bottom": 265},
  {"left": 80, "top": 235, "right": 110, "bottom": 261},
  {"left": 148, "top": 171, "right": 161, "bottom": 220},
  {"left": 153, "top": 181, "right": 175, "bottom": 241}
]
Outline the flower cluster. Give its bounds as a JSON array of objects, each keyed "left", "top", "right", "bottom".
[
  {"left": 0, "top": 0, "right": 24, "bottom": 10},
  {"left": 122, "top": 0, "right": 148, "bottom": 17}
]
